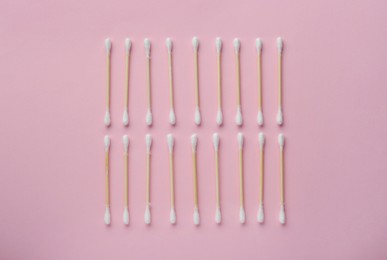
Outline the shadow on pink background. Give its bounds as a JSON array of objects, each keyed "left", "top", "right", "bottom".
[{"left": 1, "top": 0, "right": 387, "bottom": 259}]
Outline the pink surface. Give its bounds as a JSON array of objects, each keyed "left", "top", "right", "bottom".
[{"left": 1, "top": 0, "right": 387, "bottom": 259}]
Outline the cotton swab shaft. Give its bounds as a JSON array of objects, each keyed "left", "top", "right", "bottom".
[
  {"left": 144, "top": 134, "right": 152, "bottom": 224},
  {"left": 280, "top": 143, "right": 284, "bottom": 205},
  {"left": 215, "top": 38, "right": 223, "bottom": 126},
  {"left": 167, "top": 134, "right": 176, "bottom": 224},
  {"left": 192, "top": 153, "right": 198, "bottom": 208},
  {"left": 259, "top": 141, "right": 264, "bottom": 204},
  {"left": 191, "top": 134, "right": 200, "bottom": 225},
  {"left": 123, "top": 38, "right": 131, "bottom": 126},
  {"left": 278, "top": 133, "right": 286, "bottom": 224},
  {"left": 192, "top": 37, "right": 201, "bottom": 125},
  {"left": 104, "top": 39, "right": 112, "bottom": 126},
  {"left": 105, "top": 149, "right": 109, "bottom": 206},
  {"left": 144, "top": 39, "right": 152, "bottom": 126},
  {"left": 276, "top": 37, "right": 284, "bottom": 125},
  {"left": 239, "top": 145, "right": 244, "bottom": 207},
  {"left": 256, "top": 38, "right": 263, "bottom": 126},
  {"left": 237, "top": 133, "right": 245, "bottom": 223},
  {"left": 104, "top": 135, "right": 111, "bottom": 225},
  {"left": 234, "top": 38, "right": 242, "bottom": 126},
  {"left": 194, "top": 43, "right": 199, "bottom": 109},
  {"left": 213, "top": 133, "right": 221, "bottom": 224},
  {"left": 123, "top": 135, "right": 129, "bottom": 225},
  {"left": 257, "top": 132, "right": 265, "bottom": 223}
]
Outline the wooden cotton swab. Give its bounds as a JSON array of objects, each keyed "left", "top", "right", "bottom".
[
  {"left": 237, "top": 133, "right": 245, "bottom": 223},
  {"left": 104, "top": 135, "right": 111, "bottom": 225},
  {"left": 166, "top": 38, "right": 176, "bottom": 125},
  {"left": 191, "top": 134, "right": 200, "bottom": 225},
  {"left": 256, "top": 39, "right": 264, "bottom": 126},
  {"left": 215, "top": 38, "right": 223, "bottom": 126},
  {"left": 212, "top": 133, "right": 221, "bottom": 224},
  {"left": 278, "top": 133, "right": 286, "bottom": 224},
  {"left": 167, "top": 134, "right": 176, "bottom": 224},
  {"left": 123, "top": 38, "right": 132, "bottom": 126},
  {"left": 276, "top": 37, "right": 284, "bottom": 125},
  {"left": 144, "top": 38, "right": 153, "bottom": 126},
  {"left": 123, "top": 135, "right": 130, "bottom": 225},
  {"left": 192, "top": 37, "right": 201, "bottom": 125},
  {"left": 234, "top": 38, "right": 243, "bottom": 126},
  {"left": 257, "top": 133, "right": 265, "bottom": 223},
  {"left": 104, "top": 38, "right": 112, "bottom": 126},
  {"left": 144, "top": 134, "right": 152, "bottom": 224}
]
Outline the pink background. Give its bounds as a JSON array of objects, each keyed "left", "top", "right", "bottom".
[{"left": 1, "top": 0, "right": 387, "bottom": 259}]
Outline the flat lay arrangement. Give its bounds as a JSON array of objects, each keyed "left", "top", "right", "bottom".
[{"left": 102, "top": 37, "right": 287, "bottom": 226}]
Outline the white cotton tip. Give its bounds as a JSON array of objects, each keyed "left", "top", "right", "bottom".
[
  {"left": 166, "top": 37, "right": 173, "bottom": 53},
  {"left": 122, "top": 110, "right": 129, "bottom": 126},
  {"left": 104, "top": 135, "right": 110, "bottom": 152},
  {"left": 278, "top": 133, "right": 285, "bottom": 149},
  {"left": 257, "top": 110, "right": 263, "bottom": 126},
  {"left": 145, "top": 134, "right": 152, "bottom": 153},
  {"left": 144, "top": 38, "right": 151, "bottom": 57},
  {"left": 104, "top": 206, "right": 111, "bottom": 225},
  {"left": 194, "top": 106, "right": 201, "bottom": 125},
  {"left": 125, "top": 38, "right": 131, "bottom": 54},
  {"left": 123, "top": 206, "right": 129, "bottom": 225},
  {"left": 146, "top": 109, "right": 153, "bottom": 126},
  {"left": 237, "top": 132, "right": 244, "bottom": 149},
  {"left": 193, "top": 207, "right": 200, "bottom": 225},
  {"left": 257, "top": 204, "right": 264, "bottom": 223},
  {"left": 144, "top": 205, "right": 151, "bottom": 225},
  {"left": 279, "top": 205, "right": 286, "bottom": 224},
  {"left": 105, "top": 38, "right": 112, "bottom": 53},
  {"left": 258, "top": 132, "right": 265, "bottom": 150},
  {"left": 276, "top": 108, "right": 283, "bottom": 125},
  {"left": 216, "top": 109, "right": 223, "bottom": 126},
  {"left": 212, "top": 133, "right": 220, "bottom": 151},
  {"left": 215, "top": 37, "right": 222, "bottom": 53},
  {"left": 233, "top": 38, "right": 241, "bottom": 53},
  {"left": 170, "top": 207, "right": 176, "bottom": 224},
  {"left": 255, "top": 38, "right": 263, "bottom": 53},
  {"left": 192, "top": 37, "right": 199, "bottom": 51},
  {"left": 239, "top": 206, "right": 246, "bottom": 224},
  {"left": 123, "top": 135, "right": 129, "bottom": 153},
  {"left": 235, "top": 106, "right": 243, "bottom": 126},
  {"left": 167, "top": 134, "right": 174, "bottom": 153},
  {"left": 169, "top": 109, "right": 176, "bottom": 125},
  {"left": 191, "top": 134, "right": 198, "bottom": 153},
  {"left": 215, "top": 207, "right": 222, "bottom": 224},
  {"left": 104, "top": 110, "right": 111, "bottom": 126},
  {"left": 277, "top": 37, "right": 283, "bottom": 53}
]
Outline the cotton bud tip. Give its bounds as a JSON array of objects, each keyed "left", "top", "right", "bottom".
[
  {"left": 105, "top": 38, "right": 112, "bottom": 52},
  {"left": 166, "top": 38, "right": 173, "bottom": 53},
  {"left": 256, "top": 38, "right": 262, "bottom": 52},
  {"left": 215, "top": 37, "right": 222, "bottom": 53},
  {"left": 192, "top": 37, "right": 199, "bottom": 51},
  {"left": 125, "top": 38, "right": 131, "bottom": 53}
]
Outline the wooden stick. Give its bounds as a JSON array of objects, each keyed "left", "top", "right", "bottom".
[
  {"left": 144, "top": 134, "right": 152, "bottom": 224},
  {"left": 167, "top": 134, "right": 176, "bottom": 224},
  {"left": 123, "top": 38, "right": 131, "bottom": 126},
  {"left": 278, "top": 133, "right": 286, "bottom": 224},
  {"left": 234, "top": 39, "right": 242, "bottom": 126},
  {"left": 144, "top": 39, "right": 152, "bottom": 126},
  {"left": 256, "top": 38, "right": 263, "bottom": 126},
  {"left": 191, "top": 134, "right": 200, "bottom": 225},
  {"left": 276, "top": 37, "right": 284, "bottom": 125},
  {"left": 123, "top": 135, "right": 129, "bottom": 225},
  {"left": 192, "top": 37, "right": 201, "bottom": 125},
  {"left": 215, "top": 38, "right": 223, "bottom": 126},
  {"left": 104, "top": 39, "right": 111, "bottom": 126},
  {"left": 166, "top": 38, "right": 176, "bottom": 125},
  {"left": 237, "top": 133, "right": 245, "bottom": 223},
  {"left": 104, "top": 135, "right": 111, "bottom": 225},
  {"left": 257, "top": 133, "right": 265, "bottom": 223}
]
